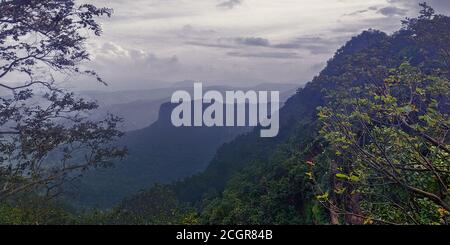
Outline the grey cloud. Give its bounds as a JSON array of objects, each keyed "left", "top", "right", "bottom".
[
  {"left": 227, "top": 51, "right": 302, "bottom": 59},
  {"left": 343, "top": 6, "right": 380, "bottom": 16},
  {"left": 231, "top": 36, "right": 341, "bottom": 54},
  {"left": 186, "top": 36, "right": 272, "bottom": 49},
  {"left": 217, "top": 0, "right": 243, "bottom": 10},
  {"left": 185, "top": 37, "right": 271, "bottom": 50},
  {"left": 377, "top": 6, "right": 408, "bottom": 17},
  {"left": 425, "top": 0, "right": 450, "bottom": 10},
  {"left": 273, "top": 37, "right": 347, "bottom": 55},
  {"left": 343, "top": 5, "right": 408, "bottom": 17},
  {"left": 234, "top": 37, "right": 270, "bottom": 46},
  {"left": 185, "top": 41, "right": 235, "bottom": 49},
  {"left": 387, "top": 0, "right": 450, "bottom": 14},
  {"left": 188, "top": 35, "right": 343, "bottom": 55},
  {"left": 344, "top": 9, "right": 370, "bottom": 16},
  {"left": 272, "top": 43, "right": 300, "bottom": 49}
]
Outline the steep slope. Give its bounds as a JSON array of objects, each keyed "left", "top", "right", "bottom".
[
  {"left": 113, "top": 29, "right": 390, "bottom": 222},
  {"left": 171, "top": 30, "right": 390, "bottom": 204},
  {"left": 171, "top": 14, "right": 450, "bottom": 225},
  {"left": 92, "top": 98, "right": 168, "bottom": 131}
]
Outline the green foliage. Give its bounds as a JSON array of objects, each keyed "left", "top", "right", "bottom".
[
  {"left": 307, "top": 5, "right": 450, "bottom": 225},
  {"left": 200, "top": 123, "right": 327, "bottom": 225},
  {"left": 0, "top": 196, "right": 76, "bottom": 225},
  {"left": 317, "top": 55, "right": 449, "bottom": 224},
  {"left": 77, "top": 184, "right": 200, "bottom": 225}
]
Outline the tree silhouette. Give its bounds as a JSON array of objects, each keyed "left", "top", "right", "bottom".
[{"left": 0, "top": 0, "right": 126, "bottom": 200}]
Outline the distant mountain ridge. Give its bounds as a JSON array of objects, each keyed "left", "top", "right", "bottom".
[
  {"left": 83, "top": 83, "right": 298, "bottom": 131},
  {"left": 69, "top": 100, "right": 253, "bottom": 207}
]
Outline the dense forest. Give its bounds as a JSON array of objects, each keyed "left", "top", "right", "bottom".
[{"left": 0, "top": 2, "right": 449, "bottom": 225}]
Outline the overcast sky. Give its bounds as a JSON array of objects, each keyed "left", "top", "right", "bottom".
[{"left": 75, "top": 0, "right": 450, "bottom": 91}]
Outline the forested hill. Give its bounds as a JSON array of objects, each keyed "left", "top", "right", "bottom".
[
  {"left": 173, "top": 29, "right": 421, "bottom": 204},
  {"left": 111, "top": 6, "right": 449, "bottom": 225}
]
